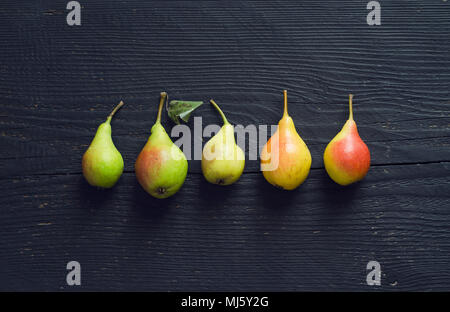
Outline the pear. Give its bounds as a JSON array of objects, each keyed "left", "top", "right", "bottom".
[
  {"left": 135, "top": 92, "right": 188, "bottom": 199},
  {"left": 260, "top": 90, "right": 311, "bottom": 190},
  {"left": 82, "top": 101, "right": 125, "bottom": 188},
  {"left": 323, "top": 94, "right": 370, "bottom": 185},
  {"left": 201, "top": 99, "right": 245, "bottom": 185}
]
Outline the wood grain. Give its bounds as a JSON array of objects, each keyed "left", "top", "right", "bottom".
[
  {"left": 0, "top": 0, "right": 449, "bottom": 291},
  {"left": 0, "top": 163, "right": 449, "bottom": 291}
]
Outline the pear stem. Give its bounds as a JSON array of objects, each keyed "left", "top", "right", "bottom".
[
  {"left": 349, "top": 94, "right": 354, "bottom": 120},
  {"left": 283, "top": 90, "right": 288, "bottom": 117},
  {"left": 156, "top": 92, "right": 167, "bottom": 123},
  {"left": 107, "top": 101, "right": 124, "bottom": 121},
  {"left": 210, "top": 99, "right": 229, "bottom": 125}
]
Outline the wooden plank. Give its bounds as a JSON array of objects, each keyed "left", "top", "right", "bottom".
[
  {"left": 0, "top": 0, "right": 449, "bottom": 291},
  {"left": 0, "top": 163, "right": 449, "bottom": 291}
]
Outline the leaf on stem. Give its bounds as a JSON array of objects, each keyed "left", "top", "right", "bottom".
[{"left": 167, "top": 100, "right": 203, "bottom": 124}]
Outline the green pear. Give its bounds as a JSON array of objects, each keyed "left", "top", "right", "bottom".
[
  {"left": 82, "top": 101, "right": 124, "bottom": 188},
  {"left": 135, "top": 92, "right": 188, "bottom": 199},
  {"left": 201, "top": 99, "right": 245, "bottom": 185}
]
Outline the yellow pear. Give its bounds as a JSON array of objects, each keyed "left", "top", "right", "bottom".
[
  {"left": 261, "top": 90, "right": 311, "bottom": 190},
  {"left": 201, "top": 100, "right": 245, "bottom": 185}
]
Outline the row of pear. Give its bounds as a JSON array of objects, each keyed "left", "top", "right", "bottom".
[{"left": 82, "top": 91, "right": 370, "bottom": 199}]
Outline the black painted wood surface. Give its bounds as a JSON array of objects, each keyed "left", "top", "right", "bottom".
[{"left": 0, "top": 0, "right": 449, "bottom": 291}]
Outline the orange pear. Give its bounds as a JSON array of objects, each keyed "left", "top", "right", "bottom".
[{"left": 260, "top": 90, "right": 312, "bottom": 190}]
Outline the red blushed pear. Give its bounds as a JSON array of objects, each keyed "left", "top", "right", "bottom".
[
  {"left": 323, "top": 94, "right": 371, "bottom": 185},
  {"left": 261, "top": 90, "right": 312, "bottom": 190},
  {"left": 135, "top": 92, "right": 188, "bottom": 199}
]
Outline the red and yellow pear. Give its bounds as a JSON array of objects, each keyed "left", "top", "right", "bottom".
[
  {"left": 323, "top": 94, "right": 370, "bottom": 185},
  {"left": 260, "top": 90, "right": 312, "bottom": 190},
  {"left": 135, "top": 92, "right": 188, "bottom": 199}
]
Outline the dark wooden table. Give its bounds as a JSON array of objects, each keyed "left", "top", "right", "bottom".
[{"left": 0, "top": 0, "right": 449, "bottom": 291}]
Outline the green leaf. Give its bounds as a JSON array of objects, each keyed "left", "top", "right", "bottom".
[{"left": 167, "top": 100, "right": 203, "bottom": 124}]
